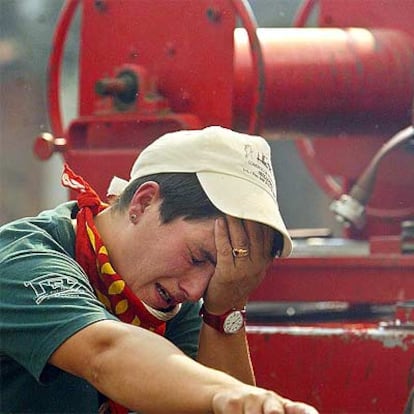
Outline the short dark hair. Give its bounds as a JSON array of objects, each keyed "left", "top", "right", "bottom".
[
  {"left": 112, "top": 172, "right": 283, "bottom": 257},
  {"left": 112, "top": 173, "right": 223, "bottom": 223}
]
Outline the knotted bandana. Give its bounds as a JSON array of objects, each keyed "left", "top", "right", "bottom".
[{"left": 61, "top": 164, "right": 177, "bottom": 414}]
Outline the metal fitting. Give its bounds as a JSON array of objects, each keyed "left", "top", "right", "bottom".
[{"left": 330, "top": 194, "right": 366, "bottom": 229}]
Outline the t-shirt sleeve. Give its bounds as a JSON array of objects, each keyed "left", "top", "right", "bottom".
[
  {"left": 0, "top": 238, "right": 118, "bottom": 383},
  {"left": 164, "top": 300, "right": 202, "bottom": 359}
]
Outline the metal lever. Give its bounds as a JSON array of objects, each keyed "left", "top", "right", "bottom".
[{"left": 33, "top": 132, "right": 67, "bottom": 160}]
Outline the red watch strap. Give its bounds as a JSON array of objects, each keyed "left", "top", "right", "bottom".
[
  {"left": 199, "top": 305, "right": 223, "bottom": 331},
  {"left": 199, "top": 304, "right": 246, "bottom": 333}
]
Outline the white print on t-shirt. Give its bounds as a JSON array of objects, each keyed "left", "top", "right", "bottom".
[{"left": 24, "top": 274, "right": 95, "bottom": 304}]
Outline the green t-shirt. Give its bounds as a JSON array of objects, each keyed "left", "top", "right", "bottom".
[{"left": 0, "top": 202, "right": 201, "bottom": 413}]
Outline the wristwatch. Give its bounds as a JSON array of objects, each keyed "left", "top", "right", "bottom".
[{"left": 199, "top": 304, "right": 246, "bottom": 334}]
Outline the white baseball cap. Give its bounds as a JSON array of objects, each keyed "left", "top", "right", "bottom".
[{"left": 107, "top": 126, "right": 292, "bottom": 257}]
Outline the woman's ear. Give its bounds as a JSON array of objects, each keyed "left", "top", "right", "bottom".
[{"left": 129, "top": 181, "right": 161, "bottom": 216}]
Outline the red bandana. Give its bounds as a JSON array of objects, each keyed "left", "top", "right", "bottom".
[{"left": 61, "top": 164, "right": 166, "bottom": 414}]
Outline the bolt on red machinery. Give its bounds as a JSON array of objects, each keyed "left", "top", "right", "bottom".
[{"left": 34, "top": 1, "right": 414, "bottom": 412}]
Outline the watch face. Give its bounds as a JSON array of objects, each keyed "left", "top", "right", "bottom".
[{"left": 223, "top": 311, "right": 244, "bottom": 334}]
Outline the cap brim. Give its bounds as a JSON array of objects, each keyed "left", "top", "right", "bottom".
[{"left": 197, "top": 172, "right": 292, "bottom": 257}]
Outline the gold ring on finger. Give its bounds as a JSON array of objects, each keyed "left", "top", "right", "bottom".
[{"left": 232, "top": 247, "right": 249, "bottom": 258}]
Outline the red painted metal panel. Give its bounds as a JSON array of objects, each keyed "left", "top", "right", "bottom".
[
  {"left": 251, "top": 256, "right": 414, "bottom": 303},
  {"left": 248, "top": 325, "right": 414, "bottom": 413},
  {"left": 78, "top": 0, "right": 235, "bottom": 127},
  {"left": 65, "top": 113, "right": 202, "bottom": 197}
]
